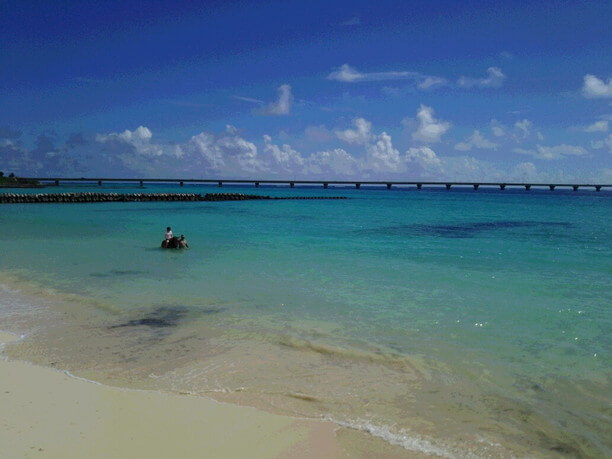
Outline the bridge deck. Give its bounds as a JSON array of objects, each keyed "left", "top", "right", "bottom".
[{"left": 17, "top": 177, "right": 612, "bottom": 191}]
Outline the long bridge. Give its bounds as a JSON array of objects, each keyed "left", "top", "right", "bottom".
[{"left": 20, "top": 177, "right": 612, "bottom": 192}]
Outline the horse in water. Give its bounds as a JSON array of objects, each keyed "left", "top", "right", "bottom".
[{"left": 161, "top": 236, "right": 180, "bottom": 249}]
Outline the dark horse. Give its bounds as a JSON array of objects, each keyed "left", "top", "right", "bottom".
[{"left": 161, "top": 236, "right": 180, "bottom": 249}]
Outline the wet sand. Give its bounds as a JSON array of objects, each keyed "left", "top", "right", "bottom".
[{"left": 0, "top": 331, "right": 354, "bottom": 458}]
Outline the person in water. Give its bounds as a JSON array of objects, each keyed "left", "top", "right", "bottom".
[
  {"left": 165, "top": 227, "right": 173, "bottom": 240},
  {"left": 179, "top": 235, "right": 189, "bottom": 249}
]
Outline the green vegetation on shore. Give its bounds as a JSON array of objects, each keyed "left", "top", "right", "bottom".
[{"left": 0, "top": 172, "right": 43, "bottom": 188}]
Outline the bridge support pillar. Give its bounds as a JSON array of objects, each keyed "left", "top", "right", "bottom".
[
  {"left": 416, "top": 183, "right": 422, "bottom": 190},
  {"left": 549, "top": 185, "right": 555, "bottom": 191},
  {"left": 355, "top": 183, "right": 361, "bottom": 189},
  {"left": 98, "top": 180, "right": 102, "bottom": 186},
  {"left": 218, "top": 181, "right": 222, "bottom": 187},
  {"left": 525, "top": 184, "right": 531, "bottom": 190},
  {"left": 290, "top": 182, "right": 295, "bottom": 188},
  {"left": 255, "top": 182, "right": 259, "bottom": 187},
  {"left": 139, "top": 180, "right": 143, "bottom": 187},
  {"left": 323, "top": 183, "right": 328, "bottom": 189},
  {"left": 473, "top": 184, "right": 479, "bottom": 190},
  {"left": 572, "top": 185, "right": 579, "bottom": 191},
  {"left": 54, "top": 179, "right": 59, "bottom": 186},
  {"left": 595, "top": 185, "right": 601, "bottom": 192},
  {"left": 180, "top": 181, "right": 184, "bottom": 186},
  {"left": 386, "top": 183, "right": 392, "bottom": 190},
  {"left": 499, "top": 184, "right": 506, "bottom": 190},
  {"left": 445, "top": 183, "right": 451, "bottom": 190}
]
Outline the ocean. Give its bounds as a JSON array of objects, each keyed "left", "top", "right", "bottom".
[{"left": 1, "top": 183, "right": 610, "bottom": 457}]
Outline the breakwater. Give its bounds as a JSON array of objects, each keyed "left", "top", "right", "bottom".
[{"left": 0, "top": 192, "right": 348, "bottom": 204}]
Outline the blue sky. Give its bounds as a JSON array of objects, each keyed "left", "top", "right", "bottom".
[{"left": 1, "top": 0, "right": 610, "bottom": 180}]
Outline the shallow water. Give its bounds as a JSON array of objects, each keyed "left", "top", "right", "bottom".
[{"left": 1, "top": 184, "right": 610, "bottom": 456}]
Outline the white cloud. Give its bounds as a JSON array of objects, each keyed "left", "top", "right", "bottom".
[
  {"left": 590, "top": 134, "right": 612, "bottom": 153},
  {"left": 364, "top": 131, "right": 402, "bottom": 173},
  {"left": 263, "top": 84, "right": 293, "bottom": 115},
  {"left": 510, "top": 162, "right": 539, "bottom": 180},
  {"left": 417, "top": 76, "right": 447, "bottom": 89},
  {"left": 458, "top": 67, "right": 506, "bottom": 88},
  {"left": 490, "top": 120, "right": 506, "bottom": 137},
  {"left": 584, "top": 120, "right": 608, "bottom": 132},
  {"left": 304, "top": 149, "right": 359, "bottom": 176},
  {"left": 327, "top": 64, "right": 446, "bottom": 90},
  {"left": 515, "top": 119, "right": 532, "bottom": 138},
  {"left": 335, "top": 118, "right": 373, "bottom": 145},
  {"left": 412, "top": 105, "right": 451, "bottom": 143},
  {"left": 328, "top": 64, "right": 418, "bottom": 83},
  {"left": 582, "top": 74, "right": 612, "bottom": 99},
  {"left": 454, "top": 130, "right": 498, "bottom": 151},
  {"left": 514, "top": 144, "right": 588, "bottom": 160},
  {"left": 96, "top": 126, "right": 177, "bottom": 157},
  {"left": 340, "top": 16, "right": 360, "bottom": 26},
  {"left": 233, "top": 95, "right": 264, "bottom": 105},
  {"left": 263, "top": 135, "right": 304, "bottom": 172},
  {"left": 187, "top": 126, "right": 263, "bottom": 173}
]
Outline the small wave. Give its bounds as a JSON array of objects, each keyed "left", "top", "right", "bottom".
[{"left": 325, "top": 417, "right": 460, "bottom": 458}]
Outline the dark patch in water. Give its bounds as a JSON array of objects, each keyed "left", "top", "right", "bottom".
[
  {"left": 109, "top": 305, "right": 223, "bottom": 330},
  {"left": 91, "top": 269, "right": 145, "bottom": 278},
  {"left": 109, "top": 306, "right": 189, "bottom": 329},
  {"left": 364, "top": 220, "right": 571, "bottom": 239}
]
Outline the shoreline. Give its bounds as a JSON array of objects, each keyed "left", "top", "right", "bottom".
[
  {"left": 0, "top": 330, "right": 413, "bottom": 458},
  {"left": 0, "top": 331, "right": 342, "bottom": 458}
]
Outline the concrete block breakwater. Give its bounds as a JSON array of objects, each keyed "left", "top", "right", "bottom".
[{"left": 0, "top": 192, "right": 348, "bottom": 204}]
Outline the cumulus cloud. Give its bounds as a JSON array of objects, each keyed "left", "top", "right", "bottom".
[
  {"left": 303, "top": 149, "right": 359, "bottom": 177},
  {"left": 454, "top": 130, "right": 498, "bottom": 151},
  {"left": 490, "top": 120, "right": 506, "bottom": 137},
  {"left": 514, "top": 144, "right": 588, "bottom": 160},
  {"left": 590, "top": 134, "right": 612, "bottom": 153},
  {"left": 263, "top": 135, "right": 304, "bottom": 172},
  {"left": 458, "top": 67, "right": 506, "bottom": 88},
  {"left": 515, "top": 119, "right": 532, "bottom": 138},
  {"left": 335, "top": 118, "right": 373, "bottom": 145},
  {"left": 583, "top": 120, "right": 608, "bottom": 132},
  {"left": 364, "top": 131, "right": 402, "bottom": 173},
  {"left": 96, "top": 126, "right": 176, "bottom": 157},
  {"left": 263, "top": 84, "right": 293, "bottom": 115},
  {"left": 411, "top": 105, "right": 451, "bottom": 143},
  {"left": 582, "top": 74, "right": 612, "bottom": 99}
]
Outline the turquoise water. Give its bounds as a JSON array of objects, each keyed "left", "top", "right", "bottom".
[{"left": 1, "top": 184, "right": 610, "bottom": 456}]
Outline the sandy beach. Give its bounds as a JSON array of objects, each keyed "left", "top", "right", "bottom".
[{"left": 1, "top": 331, "right": 350, "bottom": 459}]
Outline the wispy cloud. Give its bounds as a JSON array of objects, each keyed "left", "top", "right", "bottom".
[
  {"left": 233, "top": 95, "right": 264, "bottom": 105},
  {"left": 328, "top": 64, "right": 419, "bottom": 83},
  {"left": 340, "top": 16, "right": 360, "bottom": 26},
  {"left": 458, "top": 67, "right": 506, "bottom": 88},
  {"left": 514, "top": 144, "right": 588, "bottom": 160}
]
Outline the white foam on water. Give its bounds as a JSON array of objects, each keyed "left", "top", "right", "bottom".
[{"left": 323, "top": 416, "right": 464, "bottom": 458}]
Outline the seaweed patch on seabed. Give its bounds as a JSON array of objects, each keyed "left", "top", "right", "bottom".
[
  {"left": 108, "top": 305, "right": 224, "bottom": 331},
  {"left": 90, "top": 269, "right": 146, "bottom": 278},
  {"left": 364, "top": 221, "right": 572, "bottom": 239}
]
